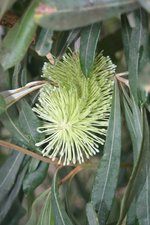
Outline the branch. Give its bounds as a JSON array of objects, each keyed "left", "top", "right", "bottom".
[
  {"left": 59, "top": 165, "right": 83, "bottom": 186},
  {"left": 0, "top": 139, "right": 59, "bottom": 165},
  {"left": 0, "top": 139, "right": 99, "bottom": 169}
]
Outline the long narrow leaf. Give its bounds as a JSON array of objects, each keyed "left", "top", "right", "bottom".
[
  {"left": 51, "top": 170, "right": 73, "bottom": 225},
  {"left": 117, "top": 110, "right": 150, "bottom": 224},
  {"left": 0, "top": 151, "right": 24, "bottom": 205},
  {"left": 0, "top": 95, "right": 6, "bottom": 115},
  {"left": 59, "top": 28, "right": 81, "bottom": 57},
  {"left": 122, "top": 83, "right": 144, "bottom": 225},
  {"left": 0, "top": 0, "right": 40, "bottom": 70},
  {"left": 18, "top": 99, "right": 43, "bottom": 146},
  {"left": 122, "top": 94, "right": 142, "bottom": 161},
  {"left": 34, "top": 0, "right": 138, "bottom": 30},
  {"left": 26, "top": 187, "right": 53, "bottom": 225},
  {"left": 86, "top": 203, "right": 99, "bottom": 225},
  {"left": 0, "top": 110, "right": 30, "bottom": 147},
  {"left": 128, "top": 8, "right": 149, "bottom": 103},
  {"left": 131, "top": 95, "right": 142, "bottom": 158},
  {"left": 80, "top": 22, "right": 101, "bottom": 77},
  {"left": 23, "top": 162, "right": 49, "bottom": 194},
  {"left": 35, "top": 28, "right": 53, "bottom": 56},
  {"left": 121, "top": 14, "right": 131, "bottom": 64},
  {"left": 91, "top": 80, "right": 121, "bottom": 224},
  {"left": 0, "top": 164, "right": 28, "bottom": 223},
  {"left": 136, "top": 165, "right": 150, "bottom": 225},
  {"left": 126, "top": 201, "right": 137, "bottom": 225}
]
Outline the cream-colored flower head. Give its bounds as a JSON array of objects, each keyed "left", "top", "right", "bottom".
[{"left": 33, "top": 52, "right": 116, "bottom": 165}]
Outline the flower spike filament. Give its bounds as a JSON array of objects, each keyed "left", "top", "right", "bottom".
[{"left": 33, "top": 52, "right": 116, "bottom": 165}]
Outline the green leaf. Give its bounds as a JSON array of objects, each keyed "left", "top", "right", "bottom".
[
  {"left": 1, "top": 199, "right": 25, "bottom": 225},
  {"left": 117, "top": 110, "right": 150, "bottom": 225},
  {"left": 122, "top": 87, "right": 143, "bottom": 225},
  {"left": 80, "top": 22, "right": 101, "bottom": 77},
  {"left": 121, "top": 14, "right": 132, "bottom": 64},
  {"left": 51, "top": 28, "right": 80, "bottom": 57},
  {"left": 52, "top": 31, "right": 70, "bottom": 57},
  {"left": 122, "top": 85, "right": 143, "bottom": 155},
  {"left": 107, "top": 198, "right": 120, "bottom": 224},
  {"left": 136, "top": 165, "right": 150, "bottom": 225},
  {"left": 35, "top": 28, "right": 53, "bottom": 56},
  {"left": 51, "top": 170, "right": 73, "bottom": 225},
  {"left": 18, "top": 99, "right": 43, "bottom": 146},
  {"left": 0, "top": 0, "right": 40, "bottom": 70},
  {"left": 0, "top": 0, "right": 17, "bottom": 19},
  {"left": 0, "top": 163, "right": 28, "bottom": 223},
  {"left": 53, "top": 28, "right": 80, "bottom": 57},
  {"left": 128, "top": 8, "right": 149, "bottom": 103},
  {"left": 126, "top": 201, "right": 137, "bottom": 225},
  {"left": 34, "top": 0, "right": 138, "bottom": 30},
  {"left": 28, "top": 158, "right": 40, "bottom": 173},
  {"left": 0, "top": 95, "right": 6, "bottom": 115},
  {"left": 12, "top": 63, "right": 22, "bottom": 89},
  {"left": 131, "top": 95, "right": 143, "bottom": 157},
  {"left": 123, "top": 97, "right": 136, "bottom": 144},
  {"left": 86, "top": 203, "right": 99, "bottom": 225},
  {"left": 64, "top": 180, "right": 81, "bottom": 225},
  {"left": 0, "top": 151, "right": 24, "bottom": 205},
  {"left": 12, "top": 62, "right": 27, "bottom": 88},
  {"left": 26, "top": 187, "right": 54, "bottom": 225},
  {"left": 122, "top": 94, "right": 142, "bottom": 161},
  {"left": 0, "top": 109, "right": 30, "bottom": 147},
  {"left": 23, "top": 162, "right": 49, "bottom": 194},
  {"left": 91, "top": 80, "right": 121, "bottom": 224},
  {"left": 37, "top": 191, "right": 54, "bottom": 225},
  {"left": 137, "top": 0, "right": 150, "bottom": 12}
]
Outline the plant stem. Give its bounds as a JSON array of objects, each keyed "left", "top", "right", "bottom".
[
  {"left": 59, "top": 165, "right": 83, "bottom": 186},
  {"left": 0, "top": 139, "right": 59, "bottom": 164}
]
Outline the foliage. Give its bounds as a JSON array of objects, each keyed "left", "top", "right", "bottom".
[{"left": 0, "top": 1, "right": 150, "bottom": 225}]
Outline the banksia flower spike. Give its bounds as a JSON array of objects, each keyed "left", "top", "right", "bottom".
[{"left": 33, "top": 52, "right": 116, "bottom": 165}]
